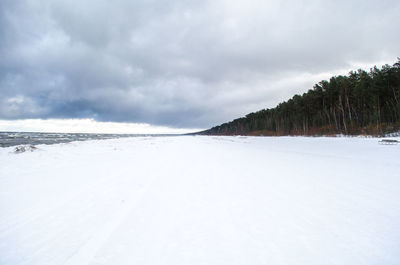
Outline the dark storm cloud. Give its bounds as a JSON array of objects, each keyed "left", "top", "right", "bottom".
[{"left": 0, "top": 0, "right": 399, "bottom": 128}]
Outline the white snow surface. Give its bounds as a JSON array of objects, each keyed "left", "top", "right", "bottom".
[{"left": 0, "top": 136, "right": 399, "bottom": 265}]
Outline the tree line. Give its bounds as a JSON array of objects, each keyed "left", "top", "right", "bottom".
[{"left": 201, "top": 59, "right": 400, "bottom": 136}]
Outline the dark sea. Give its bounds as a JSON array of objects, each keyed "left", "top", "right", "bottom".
[{"left": 0, "top": 132, "right": 167, "bottom": 148}]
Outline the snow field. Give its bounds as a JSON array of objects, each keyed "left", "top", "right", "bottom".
[{"left": 0, "top": 136, "right": 399, "bottom": 265}]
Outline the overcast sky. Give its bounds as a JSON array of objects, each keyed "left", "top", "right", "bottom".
[{"left": 0, "top": 0, "right": 399, "bottom": 133}]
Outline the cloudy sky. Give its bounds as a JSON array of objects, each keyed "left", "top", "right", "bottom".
[{"left": 0, "top": 0, "right": 399, "bottom": 133}]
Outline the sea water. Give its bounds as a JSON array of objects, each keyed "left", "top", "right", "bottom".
[{"left": 0, "top": 132, "right": 161, "bottom": 147}]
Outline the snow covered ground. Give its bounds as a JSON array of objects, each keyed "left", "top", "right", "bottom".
[{"left": 0, "top": 136, "right": 399, "bottom": 265}]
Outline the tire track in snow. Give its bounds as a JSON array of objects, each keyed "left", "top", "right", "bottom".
[
  {"left": 61, "top": 173, "right": 159, "bottom": 265},
  {"left": 0, "top": 175, "right": 113, "bottom": 238}
]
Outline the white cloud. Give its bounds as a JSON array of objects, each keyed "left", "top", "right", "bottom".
[{"left": 0, "top": 119, "right": 201, "bottom": 134}]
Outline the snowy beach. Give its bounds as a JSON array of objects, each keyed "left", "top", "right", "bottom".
[{"left": 1, "top": 136, "right": 400, "bottom": 265}]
